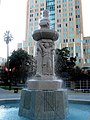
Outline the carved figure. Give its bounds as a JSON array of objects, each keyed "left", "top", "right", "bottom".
[
  {"left": 43, "top": 10, "right": 49, "bottom": 18},
  {"left": 39, "top": 40, "right": 54, "bottom": 75},
  {"left": 36, "top": 41, "right": 42, "bottom": 76}
]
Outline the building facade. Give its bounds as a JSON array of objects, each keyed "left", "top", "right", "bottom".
[
  {"left": 83, "top": 36, "right": 90, "bottom": 67},
  {"left": 18, "top": 0, "right": 90, "bottom": 67}
]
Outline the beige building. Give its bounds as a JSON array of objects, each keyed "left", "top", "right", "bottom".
[
  {"left": 83, "top": 36, "right": 90, "bottom": 67},
  {"left": 18, "top": 0, "right": 90, "bottom": 67}
]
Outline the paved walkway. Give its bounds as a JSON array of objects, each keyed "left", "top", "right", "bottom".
[
  {"left": 68, "top": 93, "right": 90, "bottom": 101},
  {"left": 0, "top": 88, "right": 90, "bottom": 101},
  {"left": 0, "top": 88, "right": 21, "bottom": 100}
]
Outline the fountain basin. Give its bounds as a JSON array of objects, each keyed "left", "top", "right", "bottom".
[{"left": 0, "top": 100, "right": 90, "bottom": 120}]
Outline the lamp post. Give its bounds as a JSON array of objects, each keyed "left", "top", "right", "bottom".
[
  {"left": 4, "top": 31, "right": 13, "bottom": 60},
  {"left": 4, "top": 31, "right": 13, "bottom": 90}
]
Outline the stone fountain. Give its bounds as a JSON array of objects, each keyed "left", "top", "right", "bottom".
[{"left": 19, "top": 10, "right": 68, "bottom": 120}]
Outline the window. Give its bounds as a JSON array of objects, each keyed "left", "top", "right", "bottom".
[
  {"left": 76, "top": 15, "right": 80, "bottom": 18},
  {"left": 70, "top": 28, "right": 74, "bottom": 32},
  {"left": 64, "top": 34, "right": 68, "bottom": 37},
  {"left": 76, "top": 53, "right": 81, "bottom": 57},
  {"left": 70, "top": 39, "right": 74, "bottom": 42},
  {"left": 30, "top": 10, "right": 33, "bottom": 13},
  {"left": 58, "top": 24, "right": 61, "bottom": 27},
  {"left": 40, "top": 3, "right": 44, "bottom": 6},
  {"left": 40, "top": 8, "right": 44, "bottom": 11},
  {"left": 85, "top": 59, "right": 90, "bottom": 63},
  {"left": 62, "top": 0, "right": 67, "bottom": 2},
  {"left": 75, "top": 1, "right": 80, "bottom": 4},
  {"left": 70, "top": 53, "right": 73, "bottom": 57},
  {"left": 70, "top": 33, "right": 74, "bottom": 37},
  {"left": 69, "top": 18, "right": 71, "bottom": 21},
  {"left": 30, "top": 14, "right": 33, "bottom": 17},
  {"left": 57, "top": 19, "right": 61, "bottom": 22},
  {"left": 63, "top": 4, "right": 66, "bottom": 7},
  {"left": 76, "top": 38, "right": 81, "bottom": 42},
  {"left": 66, "top": 23, "right": 67, "bottom": 27},
  {"left": 76, "top": 46, "right": 80, "bottom": 50},
  {"left": 75, "top": 5, "right": 79, "bottom": 9},
  {"left": 70, "top": 22, "right": 74, "bottom": 26},
  {"left": 64, "top": 28, "right": 67, "bottom": 32},
  {"left": 73, "top": 39, "right": 74, "bottom": 42},
  {"left": 69, "top": 8, "right": 73, "bottom": 11},
  {"left": 69, "top": 13, "right": 73, "bottom": 16},
  {"left": 79, "top": 59, "right": 81, "bottom": 63},
  {"left": 63, "top": 18, "right": 67, "bottom": 22},
  {"left": 76, "top": 25, "right": 79, "bottom": 28},
  {"left": 28, "top": 42, "right": 32, "bottom": 46},
  {"left": 76, "top": 19, "right": 80, "bottom": 23},
  {"left": 57, "top": 5, "right": 61, "bottom": 8},
  {"left": 69, "top": 3, "right": 73, "bottom": 6},
  {"left": 66, "top": 39, "right": 68, "bottom": 42}
]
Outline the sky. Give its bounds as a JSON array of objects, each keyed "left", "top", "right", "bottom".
[{"left": 0, "top": 0, "right": 90, "bottom": 58}]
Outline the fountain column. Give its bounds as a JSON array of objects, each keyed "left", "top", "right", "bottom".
[{"left": 19, "top": 10, "right": 68, "bottom": 120}]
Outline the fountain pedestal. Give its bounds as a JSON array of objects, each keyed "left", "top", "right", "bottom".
[
  {"left": 19, "top": 10, "right": 68, "bottom": 120},
  {"left": 19, "top": 89, "right": 68, "bottom": 120}
]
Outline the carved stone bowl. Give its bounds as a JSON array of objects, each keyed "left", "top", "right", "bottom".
[{"left": 32, "top": 29, "right": 59, "bottom": 41}]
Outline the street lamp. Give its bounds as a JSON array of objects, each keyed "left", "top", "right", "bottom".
[
  {"left": 4, "top": 31, "right": 13, "bottom": 60},
  {"left": 3, "top": 31, "right": 13, "bottom": 90}
]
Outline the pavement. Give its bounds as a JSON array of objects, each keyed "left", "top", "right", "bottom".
[
  {"left": 68, "top": 92, "right": 90, "bottom": 101},
  {"left": 0, "top": 88, "right": 21, "bottom": 100},
  {"left": 0, "top": 88, "right": 90, "bottom": 102}
]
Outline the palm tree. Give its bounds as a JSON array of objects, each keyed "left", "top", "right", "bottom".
[{"left": 4, "top": 31, "right": 13, "bottom": 60}]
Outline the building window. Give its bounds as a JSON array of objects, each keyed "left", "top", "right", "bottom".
[
  {"left": 70, "top": 28, "right": 74, "bottom": 32},
  {"left": 66, "top": 39, "right": 68, "bottom": 42},
  {"left": 58, "top": 24, "right": 61, "bottom": 27},
  {"left": 40, "top": 8, "right": 44, "bottom": 11},
  {"left": 70, "top": 33, "right": 74, "bottom": 37},
  {"left": 76, "top": 46, "right": 80, "bottom": 50},
  {"left": 59, "top": 9, "right": 61, "bottom": 13},
  {"left": 57, "top": 5, "right": 61, "bottom": 8},
  {"left": 70, "top": 53, "right": 73, "bottom": 57},
  {"left": 70, "top": 22, "right": 74, "bottom": 26},
  {"left": 75, "top": 5, "right": 79, "bottom": 9},
  {"left": 69, "top": 18, "right": 71, "bottom": 21},
  {"left": 66, "top": 23, "right": 67, "bottom": 27},
  {"left": 30, "top": 14, "right": 33, "bottom": 17},
  {"left": 63, "top": 39, "right": 65, "bottom": 43},
  {"left": 76, "top": 53, "right": 81, "bottom": 57},
  {"left": 76, "top": 15, "right": 80, "bottom": 18},
  {"left": 69, "top": 13, "right": 73, "bottom": 16},
  {"left": 85, "top": 59, "right": 90, "bottom": 63}
]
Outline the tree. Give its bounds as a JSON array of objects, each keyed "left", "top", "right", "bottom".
[
  {"left": 6, "top": 48, "right": 36, "bottom": 85},
  {"left": 0, "top": 67, "right": 8, "bottom": 85},
  {"left": 54, "top": 47, "right": 77, "bottom": 79}
]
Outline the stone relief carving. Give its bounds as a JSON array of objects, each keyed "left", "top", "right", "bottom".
[{"left": 39, "top": 40, "right": 54, "bottom": 75}]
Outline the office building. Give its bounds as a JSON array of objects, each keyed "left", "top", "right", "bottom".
[{"left": 20, "top": 0, "right": 90, "bottom": 67}]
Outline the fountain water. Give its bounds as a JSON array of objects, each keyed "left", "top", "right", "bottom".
[{"left": 19, "top": 10, "right": 68, "bottom": 120}]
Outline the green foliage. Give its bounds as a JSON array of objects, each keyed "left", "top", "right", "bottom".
[
  {"left": 54, "top": 47, "right": 77, "bottom": 79},
  {"left": 9, "top": 48, "right": 29, "bottom": 68},
  {"left": 0, "top": 68, "right": 8, "bottom": 84},
  {"left": 5, "top": 48, "right": 36, "bottom": 85}
]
